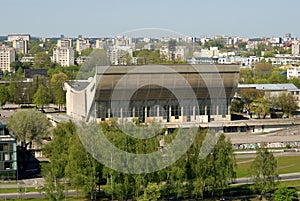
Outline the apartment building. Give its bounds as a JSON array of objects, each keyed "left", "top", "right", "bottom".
[
  {"left": 12, "top": 39, "right": 28, "bottom": 54},
  {"left": 57, "top": 38, "right": 73, "bottom": 48},
  {"left": 0, "top": 46, "right": 16, "bottom": 72},
  {"left": 76, "top": 38, "right": 91, "bottom": 53},
  {"left": 52, "top": 47, "right": 74, "bottom": 66}
]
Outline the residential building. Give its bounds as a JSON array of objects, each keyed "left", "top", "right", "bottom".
[
  {"left": 0, "top": 119, "right": 17, "bottom": 180},
  {"left": 0, "top": 46, "right": 15, "bottom": 72},
  {"left": 76, "top": 38, "right": 91, "bottom": 53},
  {"left": 12, "top": 39, "right": 28, "bottom": 54},
  {"left": 52, "top": 47, "right": 74, "bottom": 66},
  {"left": 7, "top": 34, "right": 30, "bottom": 42},
  {"left": 160, "top": 46, "right": 187, "bottom": 61},
  {"left": 287, "top": 66, "right": 300, "bottom": 79},
  {"left": 57, "top": 38, "right": 73, "bottom": 48},
  {"left": 292, "top": 42, "right": 300, "bottom": 55},
  {"left": 109, "top": 46, "right": 133, "bottom": 65}
]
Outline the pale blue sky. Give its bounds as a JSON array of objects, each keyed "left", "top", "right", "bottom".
[{"left": 1, "top": 0, "right": 300, "bottom": 38}]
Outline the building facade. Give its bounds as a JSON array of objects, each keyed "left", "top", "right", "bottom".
[
  {"left": 76, "top": 38, "right": 91, "bottom": 53},
  {"left": 57, "top": 38, "right": 73, "bottom": 48},
  {"left": 64, "top": 64, "right": 240, "bottom": 124},
  {"left": 13, "top": 39, "right": 28, "bottom": 54},
  {"left": 0, "top": 46, "right": 15, "bottom": 72},
  {"left": 7, "top": 34, "right": 30, "bottom": 42},
  {"left": 0, "top": 120, "right": 17, "bottom": 180},
  {"left": 52, "top": 47, "right": 74, "bottom": 66}
]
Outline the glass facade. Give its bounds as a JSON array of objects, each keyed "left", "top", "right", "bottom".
[{"left": 0, "top": 121, "right": 17, "bottom": 180}]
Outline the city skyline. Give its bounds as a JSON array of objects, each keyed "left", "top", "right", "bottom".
[{"left": 1, "top": 0, "right": 300, "bottom": 38}]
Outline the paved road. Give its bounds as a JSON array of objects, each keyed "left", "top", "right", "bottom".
[
  {"left": 0, "top": 190, "right": 76, "bottom": 200},
  {"left": 233, "top": 172, "right": 300, "bottom": 185}
]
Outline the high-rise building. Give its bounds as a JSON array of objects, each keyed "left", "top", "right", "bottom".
[
  {"left": 7, "top": 34, "right": 30, "bottom": 42},
  {"left": 52, "top": 47, "right": 74, "bottom": 67},
  {"left": 76, "top": 38, "right": 91, "bottom": 53},
  {"left": 292, "top": 42, "right": 300, "bottom": 56},
  {"left": 0, "top": 46, "right": 15, "bottom": 72},
  {"left": 12, "top": 39, "right": 28, "bottom": 54},
  {"left": 57, "top": 38, "right": 73, "bottom": 48}
]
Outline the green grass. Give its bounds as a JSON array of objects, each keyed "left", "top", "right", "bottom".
[
  {"left": 0, "top": 187, "right": 36, "bottom": 194},
  {"left": 0, "top": 197, "right": 89, "bottom": 201},
  {"left": 236, "top": 155, "right": 300, "bottom": 178}
]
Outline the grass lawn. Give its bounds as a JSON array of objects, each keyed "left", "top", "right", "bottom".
[
  {"left": 236, "top": 155, "right": 300, "bottom": 178},
  {"left": 0, "top": 187, "right": 36, "bottom": 194}
]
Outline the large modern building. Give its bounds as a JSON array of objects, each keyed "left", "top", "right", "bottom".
[
  {"left": 0, "top": 46, "right": 15, "bottom": 72},
  {"left": 64, "top": 64, "right": 240, "bottom": 125},
  {"left": 0, "top": 119, "right": 17, "bottom": 180}
]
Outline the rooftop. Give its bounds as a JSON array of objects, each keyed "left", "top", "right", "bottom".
[{"left": 238, "top": 83, "right": 298, "bottom": 91}]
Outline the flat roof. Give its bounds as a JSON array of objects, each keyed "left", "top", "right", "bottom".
[{"left": 238, "top": 83, "right": 298, "bottom": 91}]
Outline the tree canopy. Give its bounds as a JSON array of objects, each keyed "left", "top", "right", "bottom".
[{"left": 7, "top": 109, "right": 50, "bottom": 149}]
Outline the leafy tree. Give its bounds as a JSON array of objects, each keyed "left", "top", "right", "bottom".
[
  {"left": 80, "top": 48, "right": 93, "bottom": 56},
  {"left": 250, "top": 147, "right": 278, "bottom": 197},
  {"left": 33, "top": 84, "right": 51, "bottom": 108},
  {"left": 137, "top": 183, "right": 161, "bottom": 201},
  {"left": 250, "top": 97, "right": 270, "bottom": 118},
  {"left": 50, "top": 72, "right": 68, "bottom": 109},
  {"left": 0, "top": 85, "right": 9, "bottom": 106},
  {"left": 254, "top": 63, "right": 273, "bottom": 79},
  {"left": 7, "top": 110, "right": 50, "bottom": 149},
  {"left": 289, "top": 77, "right": 300, "bottom": 88},
  {"left": 42, "top": 163, "right": 65, "bottom": 201},
  {"left": 208, "top": 134, "right": 236, "bottom": 197},
  {"left": 239, "top": 68, "right": 254, "bottom": 84},
  {"left": 268, "top": 71, "right": 287, "bottom": 84},
  {"left": 273, "top": 187, "right": 298, "bottom": 201},
  {"left": 43, "top": 121, "right": 103, "bottom": 200},
  {"left": 271, "top": 92, "right": 298, "bottom": 118},
  {"left": 33, "top": 52, "right": 53, "bottom": 69}
]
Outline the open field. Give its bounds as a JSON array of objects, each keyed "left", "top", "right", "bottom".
[{"left": 236, "top": 155, "right": 300, "bottom": 178}]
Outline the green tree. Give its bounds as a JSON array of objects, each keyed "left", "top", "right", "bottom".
[
  {"left": 208, "top": 134, "right": 236, "bottom": 197},
  {"left": 250, "top": 97, "right": 270, "bottom": 118},
  {"left": 268, "top": 71, "right": 287, "bottom": 84},
  {"left": 254, "top": 63, "right": 273, "bottom": 79},
  {"left": 33, "top": 52, "right": 53, "bottom": 69},
  {"left": 50, "top": 72, "right": 68, "bottom": 109},
  {"left": 271, "top": 92, "right": 298, "bottom": 118},
  {"left": 7, "top": 110, "right": 50, "bottom": 149},
  {"left": 250, "top": 147, "right": 278, "bottom": 197},
  {"left": 33, "top": 84, "right": 51, "bottom": 108},
  {"left": 137, "top": 183, "right": 161, "bottom": 201},
  {"left": 0, "top": 85, "right": 9, "bottom": 106},
  {"left": 273, "top": 187, "right": 298, "bottom": 201}
]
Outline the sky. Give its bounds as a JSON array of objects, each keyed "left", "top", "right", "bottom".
[{"left": 1, "top": 0, "right": 300, "bottom": 38}]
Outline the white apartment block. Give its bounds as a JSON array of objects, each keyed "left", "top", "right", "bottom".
[
  {"left": 52, "top": 47, "right": 74, "bottom": 67},
  {"left": 110, "top": 46, "right": 133, "bottom": 65},
  {"left": 76, "top": 38, "right": 91, "bottom": 53},
  {"left": 7, "top": 34, "right": 30, "bottom": 42},
  {"left": 57, "top": 38, "right": 73, "bottom": 48},
  {"left": 287, "top": 67, "right": 300, "bottom": 79},
  {"left": 13, "top": 39, "right": 28, "bottom": 54},
  {"left": 0, "top": 46, "right": 15, "bottom": 72},
  {"left": 160, "top": 46, "right": 187, "bottom": 61},
  {"left": 292, "top": 42, "right": 300, "bottom": 56}
]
